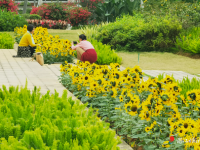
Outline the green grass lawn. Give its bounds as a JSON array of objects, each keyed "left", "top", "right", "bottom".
[
  {"left": 2, "top": 29, "right": 200, "bottom": 75},
  {"left": 117, "top": 51, "right": 200, "bottom": 75}
]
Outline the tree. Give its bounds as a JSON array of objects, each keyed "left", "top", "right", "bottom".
[{"left": 23, "top": 0, "right": 28, "bottom": 14}]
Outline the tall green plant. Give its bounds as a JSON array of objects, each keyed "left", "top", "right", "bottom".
[
  {"left": 175, "top": 27, "right": 200, "bottom": 54},
  {"left": 89, "top": 39, "right": 122, "bottom": 65},
  {"left": 79, "top": 22, "right": 108, "bottom": 39},
  {"left": 94, "top": 0, "right": 140, "bottom": 23}
]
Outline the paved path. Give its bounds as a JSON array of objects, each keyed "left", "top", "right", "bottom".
[
  {"left": 0, "top": 49, "right": 132, "bottom": 150},
  {"left": 143, "top": 70, "right": 200, "bottom": 81},
  {"left": 119, "top": 66, "right": 199, "bottom": 81},
  {"left": 0, "top": 49, "right": 76, "bottom": 99}
]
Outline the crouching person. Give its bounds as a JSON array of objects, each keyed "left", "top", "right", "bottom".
[{"left": 72, "top": 34, "right": 97, "bottom": 64}]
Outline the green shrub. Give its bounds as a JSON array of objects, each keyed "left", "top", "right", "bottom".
[
  {"left": 89, "top": 39, "right": 122, "bottom": 65},
  {"left": 175, "top": 27, "right": 200, "bottom": 54},
  {"left": 0, "top": 33, "right": 14, "bottom": 49},
  {"left": 79, "top": 22, "right": 108, "bottom": 39},
  {"left": 20, "top": 13, "right": 30, "bottom": 19},
  {"left": 21, "top": 14, "right": 41, "bottom": 20},
  {"left": 141, "top": 0, "right": 200, "bottom": 29},
  {"left": 0, "top": 84, "right": 121, "bottom": 149},
  {"left": 97, "top": 15, "right": 182, "bottom": 52},
  {"left": 0, "top": 9, "right": 27, "bottom": 31},
  {"left": 26, "top": 8, "right": 32, "bottom": 14},
  {"left": 29, "top": 14, "right": 41, "bottom": 20}
]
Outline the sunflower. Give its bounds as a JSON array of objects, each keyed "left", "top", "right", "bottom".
[
  {"left": 110, "top": 88, "right": 118, "bottom": 98},
  {"left": 90, "top": 81, "right": 98, "bottom": 89},
  {"left": 119, "top": 95, "right": 123, "bottom": 102},
  {"left": 162, "top": 141, "right": 170, "bottom": 148},
  {"left": 84, "top": 75, "right": 90, "bottom": 82},
  {"left": 177, "top": 127, "right": 186, "bottom": 137},
  {"left": 145, "top": 127, "right": 151, "bottom": 133},
  {"left": 129, "top": 104, "right": 139, "bottom": 116},
  {"left": 139, "top": 110, "right": 151, "bottom": 121}
]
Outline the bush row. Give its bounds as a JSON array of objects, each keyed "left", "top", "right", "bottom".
[
  {"left": 0, "top": 9, "right": 27, "bottom": 31},
  {"left": 97, "top": 15, "right": 182, "bottom": 52},
  {"left": 0, "top": 84, "right": 121, "bottom": 149}
]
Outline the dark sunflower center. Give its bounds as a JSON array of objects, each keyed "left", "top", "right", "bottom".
[
  {"left": 184, "top": 123, "right": 188, "bottom": 129},
  {"left": 146, "top": 112, "right": 149, "bottom": 118},
  {"left": 180, "top": 130, "right": 183, "bottom": 133},
  {"left": 131, "top": 105, "right": 137, "bottom": 112},
  {"left": 127, "top": 78, "right": 131, "bottom": 81},
  {"left": 85, "top": 76, "right": 88, "bottom": 80}
]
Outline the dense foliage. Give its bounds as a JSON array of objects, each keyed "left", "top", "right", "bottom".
[
  {"left": 175, "top": 27, "right": 200, "bottom": 54},
  {"left": 0, "top": 0, "right": 18, "bottom": 13},
  {"left": 93, "top": 0, "right": 140, "bottom": 23},
  {"left": 0, "top": 9, "right": 27, "bottom": 31},
  {"left": 141, "top": 0, "right": 200, "bottom": 29},
  {"left": 0, "top": 33, "right": 14, "bottom": 49},
  {"left": 97, "top": 15, "right": 182, "bottom": 52},
  {"left": 89, "top": 39, "right": 122, "bottom": 65},
  {"left": 20, "top": 14, "right": 41, "bottom": 20},
  {"left": 60, "top": 61, "right": 200, "bottom": 149},
  {"left": 0, "top": 84, "right": 121, "bottom": 149}
]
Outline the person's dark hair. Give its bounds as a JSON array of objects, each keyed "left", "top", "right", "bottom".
[
  {"left": 79, "top": 34, "right": 87, "bottom": 40},
  {"left": 27, "top": 24, "right": 34, "bottom": 32}
]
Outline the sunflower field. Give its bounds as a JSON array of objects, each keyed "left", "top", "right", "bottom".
[
  {"left": 59, "top": 61, "right": 200, "bottom": 150},
  {"left": 14, "top": 25, "right": 74, "bottom": 64}
]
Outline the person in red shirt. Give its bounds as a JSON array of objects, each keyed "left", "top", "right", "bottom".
[{"left": 72, "top": 34, "right": 97, "bottom": 64}]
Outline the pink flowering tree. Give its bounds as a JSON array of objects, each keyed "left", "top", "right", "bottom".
[
  {"left": 0, "top": 0, "right": 18, "bottom": 13},
  {"left": 68, "top": 7, "right": 91, "bottom": 27}
]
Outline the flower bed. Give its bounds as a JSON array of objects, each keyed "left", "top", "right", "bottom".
[
  {"left": 0, "top": 33, "right": 14, "bottom": 49},
  {"left": 14, "top": 25, "right": 74, "bottom": 64},
  {"left": 30, "top": 3, "right": 91, "bottom": 27},
  {"left": 0, "top": 84, "right": 121, "bottom": 149},
  {"left": 27, "top": 19, "right": 68, "bottom": 29},
  {"left": 59, "top": 61, "right": 200, "bottom": 149}
]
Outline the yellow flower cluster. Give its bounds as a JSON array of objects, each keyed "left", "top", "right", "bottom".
[
  {"left": 14, "top": 25, "right": 74, "bottom": 58},
  {"left": 61, "top": 60, "right": 142, "bottom": 97},
  {"left": 60, "top": 61, "right": 200, "bottom": 149}
]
